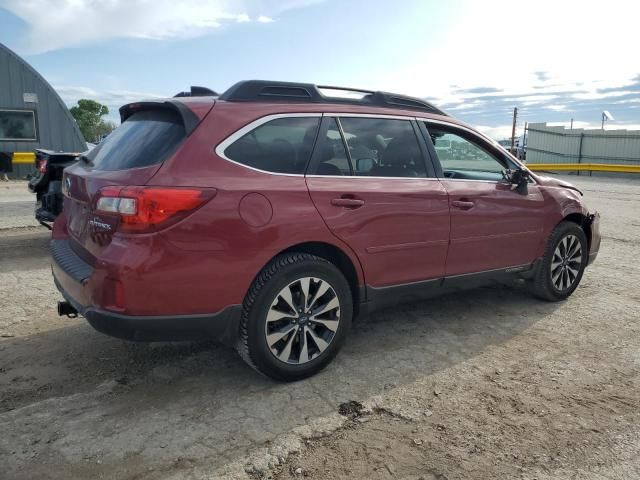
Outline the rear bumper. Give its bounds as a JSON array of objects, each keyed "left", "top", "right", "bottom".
[{"left": 51, "top": 239, "right": 241, "bottom": 344}]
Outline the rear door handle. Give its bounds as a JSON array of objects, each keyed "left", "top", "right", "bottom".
[
  {"left": 331, "top": 197, "right": 365, "bottom": 209},
  {"left": 451, "top": 200, "right": 475, "bottom": 210}
]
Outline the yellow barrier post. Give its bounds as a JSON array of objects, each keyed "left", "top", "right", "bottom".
[
  {"left": 12, "top": 152, "right": 36, "bottom": 165},
  {"left": 527, "top": 163, "right": 640, "bottom": 174}
]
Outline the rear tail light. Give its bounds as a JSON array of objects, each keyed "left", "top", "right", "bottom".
[
  {"left": 95, "top": 186, "right": 216, "bottom": 233},
  {"left": 38, "top": 159, "right": 48, "bottom": 174}
]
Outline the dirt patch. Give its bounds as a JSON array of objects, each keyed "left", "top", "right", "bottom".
[
  {"left": 272, "top": 363, "right": 640, "bottom": 479},
  {"left": 337, "top": 400, "right": 366, "bottom": 419}
]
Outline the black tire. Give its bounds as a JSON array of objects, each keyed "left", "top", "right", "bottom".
[
  {"left": 527, "top": 221, "right": 588, "bottom": 301},
  {"left": 237, "top": 253, "right": 353, "bottom": 381}
]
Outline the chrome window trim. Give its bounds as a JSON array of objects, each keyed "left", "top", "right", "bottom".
[
  {"left": 325, "top": 112, "right": 416, "bottom": 121},
  {"left": 439, "top": 178, "right": 502, "bottom": 184},
  {"left": 215, "top": 112, "right": 436, "bottom": 180},
  {"left": 213, "top": 111, "right": 533, "bottom": 183},
  {"left": 214, "top": 113, "right": 322, "bottom": 177},
  {"left": 416, "top": 117, "right": 537, "bottom": 185},
  {"left": 306, "top": 175, "right": 442, "bottom": 181}
]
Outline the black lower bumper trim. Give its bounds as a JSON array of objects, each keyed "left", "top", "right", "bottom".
[
  {"left": 56, "top": 280, "right": 241, "bottom": 345},
  {"left": 84, "top": 306, "right": 242, "bottom": 344}
]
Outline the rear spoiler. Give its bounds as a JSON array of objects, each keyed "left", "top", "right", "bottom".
[{"left": 119, "top": 100, "right": 202, "bottom": 136}]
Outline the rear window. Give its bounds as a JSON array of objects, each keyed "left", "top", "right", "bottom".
[
  {"left": 223, "top": 116, "right": 320, "bottom": 174},
  {"left": 85, "top": 109, "right": 185, "bottom": 171}
]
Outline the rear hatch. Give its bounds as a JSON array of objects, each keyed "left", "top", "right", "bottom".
[{"left": 62, "top": 101, "right": 212, "bottom": 261}]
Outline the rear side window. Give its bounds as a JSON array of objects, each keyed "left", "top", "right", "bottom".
[
  {"left": 223, "top": 117, "right": 320, "bottom": 174},
  {"left": 338, "top": 117, "right": 427, "bottom": 177},
  {"left": 86, "top": 109, "right": 185, "bottom": 171}
]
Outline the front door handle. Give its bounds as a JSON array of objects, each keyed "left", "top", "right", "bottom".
[
  {"left": 451, "top": 200, "right": 475, "bottom": 210},
  {"left": 331, "top": 197, "right": 365, "bottom": 209}
]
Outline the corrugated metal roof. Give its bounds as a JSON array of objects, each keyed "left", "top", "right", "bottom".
[{"left": 0, "top": 42, "right": 86, "bottom": 153}]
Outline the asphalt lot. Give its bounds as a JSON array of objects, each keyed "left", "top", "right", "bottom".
[{"left": 1, "top": 175, "right": 639, "bottom": 480}]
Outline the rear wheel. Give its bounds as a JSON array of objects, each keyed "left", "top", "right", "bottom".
[
  {"left": 237, "top": 253, "right": 353, "bottom": 381},
  {"left": 527, "top": 221, "right": 588, "bottom": 301}
]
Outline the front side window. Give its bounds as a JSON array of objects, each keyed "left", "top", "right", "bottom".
[
  {"left": 224, "top": 116, "right": 320, "bottom": 174},
  {"left": 0, "top": 109, "right": 37, "bottom": 141},
  {"left": 339, "top": 117, "right": 427, "bottom": 177},
  {"left": 426, "top": 124, "right": 508, "bottom": 181}
]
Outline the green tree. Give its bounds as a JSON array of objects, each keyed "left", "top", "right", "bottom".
[
  {"left": 95, "top": 120, "right": 118, "bottom": 141},
  {"left": 69, "top": 99, "right": 116, "bottom": 143}
]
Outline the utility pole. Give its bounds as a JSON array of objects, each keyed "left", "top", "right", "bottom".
[
  {"left": 570, "top": 118, "right": 574, "bottom": 130},
  {"left": 510, "top": 107, "right": 518, "bottom": 154}
]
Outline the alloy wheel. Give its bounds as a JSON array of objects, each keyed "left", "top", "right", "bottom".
[
  {"left": 550, "top": 234, "right": 582, "bottom": 291},
  {"left": 264, "top": 277, "right": 341, "bottom": 365}
]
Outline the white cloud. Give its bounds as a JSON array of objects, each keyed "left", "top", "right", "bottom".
[
  {"left": 515, "top": 95, "right": 559, "bottom": 106},
  {"left": 547, "top": 105, "right": 568, "bottom": 112},
  {"left": 366, "top": 0, "right": 640, "bottom": 114},
  {"left": 0, "top": 0, "right": 312, "bottom": 53},
  {"left": 613, "top": 98, "right": 640, "bottom": 105},
  {"left": 572, "top": 90, "right": 637, "bottom": 100},
  {"left": 475, "top": 125, "right": 514, "bottom": 140},
  {"left": 447, "top": 100, "right": 487, "bottom": 111}
]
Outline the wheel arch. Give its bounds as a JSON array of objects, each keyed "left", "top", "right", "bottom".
[
  {"left": 276, "top": 241, "right": 364, "bottom": 314},
  {"left": 561, "top": 212, "right": 592, "bottom": 252}
]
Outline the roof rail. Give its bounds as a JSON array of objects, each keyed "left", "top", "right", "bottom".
[
  {"left": 174, "top": 86, "right": 219, "bottom": 98},
  {"left": 219, "top": 80, "right": 446, "bottom": 115}
]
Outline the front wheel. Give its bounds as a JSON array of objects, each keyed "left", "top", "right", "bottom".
[
  {"left": 527, "top": 221, "right": 588, "bottom": 301},
  {"left": 237, "top": 253, "right": 353, "bottom": 381}
]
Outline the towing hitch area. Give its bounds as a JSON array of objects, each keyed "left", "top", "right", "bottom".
[{"left": 57, "top": 301, "right": 78, "bottom": 318}]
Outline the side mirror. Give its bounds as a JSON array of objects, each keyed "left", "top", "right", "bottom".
[
  {"left": 356, "top": 158, "right": 375, "bottom": 173},
  {"left": 502, "top": 168, "right": 530, "bottom": 195}
]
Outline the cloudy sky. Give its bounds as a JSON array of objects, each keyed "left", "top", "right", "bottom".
[{"left": 1, "top": 0, "right": 639, "bottom": 139}]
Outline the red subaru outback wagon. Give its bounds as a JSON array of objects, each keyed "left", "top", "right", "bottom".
[{"left": 52, "top": 80, "right": 601, "bottom": 380}]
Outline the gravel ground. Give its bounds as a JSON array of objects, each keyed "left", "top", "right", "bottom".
[
  {"left": 0, "top": 175, "right": 639, "bottom": 480},
  {"left": 0, "top": 181, "right": 40, "bottom": 230}
]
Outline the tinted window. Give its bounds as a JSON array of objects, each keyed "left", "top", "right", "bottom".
[
  {"left": 315, "top": 118, "right": 351, "bottom": 175},
  {"left": 426, "top": 125, "right": 507, "bottom": 181},
  {"left": 225, "top": 117, "right": 320, "bottom": 174},
  {"left": 0, "top": 110, "right": 37, "bottom": 141},
  {"left": 339, "top": 117, "right": 427, "bottom": 177},
  {"left": 86, "top": 109, "right": 185, "bottom": 171}
]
